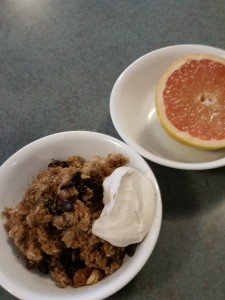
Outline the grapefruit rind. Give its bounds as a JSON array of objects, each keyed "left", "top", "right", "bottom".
[{"left": 156, "top": 53, "right": 225, "bottom": 150}]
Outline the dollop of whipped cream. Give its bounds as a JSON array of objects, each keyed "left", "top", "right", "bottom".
[{"left": 92, "top": 166, "right": 156, "bottom": 247}]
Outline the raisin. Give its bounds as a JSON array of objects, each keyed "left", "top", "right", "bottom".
[
  {"left": 125, "top": 244, "right": 137, "bottom": 257},
  {"left": 45, "top": 193, "right": 76, "bottom": 215},
  {"left": 60, "top": 172, "right": 82, "bottom": 190},
  {"left": 57, "top": 198, "right": 75, "bottom": 212},
  {"left": 38, "top": 259, "right": 50, "bottom": 274},
  {"left": 60, "top": 172, "right": 103, "bottom": 205},
  {"left": 44, "top": 196, "right": 63, "bottom": 215},
  {"left": 92, "top": 243, "right": 102, "bottom": 251},
  {"left": 60, "top": 249, "right": 85, "bottom": 279},
  {"left": 79, "top": 176, "right": 103, "bottom": 203},
  {"left": 48, "top": 160, "right": 70, "bottom": 168},
  {"left": 107, "top": 257, "right": 114, "bottom": 265}
]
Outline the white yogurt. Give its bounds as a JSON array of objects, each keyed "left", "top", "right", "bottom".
[{"left": 92, "top": 166, "right": 156, "bottom": 247}]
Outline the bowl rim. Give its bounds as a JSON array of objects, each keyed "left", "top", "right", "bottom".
[
  {"left": 0, "top": 130, "right": 162, "bottom": 300},
  {"left": 110, "top": 44, "right": 225, "bottom": 170}
]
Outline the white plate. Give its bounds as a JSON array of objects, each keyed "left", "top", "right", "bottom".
[{"left": 110, "top": 44, "right": 225, "bottom": 170}]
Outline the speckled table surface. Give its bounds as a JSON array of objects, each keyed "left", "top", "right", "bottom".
[{"left": 0, "top": 1, "right": 225, "bottom": 300}]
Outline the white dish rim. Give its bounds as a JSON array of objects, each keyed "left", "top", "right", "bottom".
[{"left": 110, "top": 44, "right": 225, "bottom": 170}]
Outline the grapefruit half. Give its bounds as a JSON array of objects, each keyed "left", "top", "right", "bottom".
[{"left": 156, "top": 53, "right": 225, "bottom": 150}]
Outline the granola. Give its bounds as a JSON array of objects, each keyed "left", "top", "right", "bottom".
[{"left": 2, "top": 153, "right": 135, "bottom": 288}]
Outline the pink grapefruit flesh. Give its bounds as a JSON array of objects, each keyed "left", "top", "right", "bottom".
[{"left": 156, "top": 54, "right": 225, "bottom": 149}]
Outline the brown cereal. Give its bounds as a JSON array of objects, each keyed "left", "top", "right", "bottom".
[{"left": 2, "top": 153, "right": 131, "bottom": 288}]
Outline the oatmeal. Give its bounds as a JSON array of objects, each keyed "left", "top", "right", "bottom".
[{"left": 2, "top": 153, "right": 135, "bottom": 288}]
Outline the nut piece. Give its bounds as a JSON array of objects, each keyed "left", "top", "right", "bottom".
[
  {"left": 73, "top": 267, "right": 92, "bottom": 287},
  {"left": 86, "top": 269, "right": 104, "bottom": 285}
]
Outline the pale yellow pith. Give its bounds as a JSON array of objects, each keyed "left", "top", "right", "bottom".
[{"left": 155, "top": 53, "right": 225, "bottom": 150}]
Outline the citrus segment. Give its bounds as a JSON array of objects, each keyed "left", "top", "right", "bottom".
[{"left": 156, "top": 54, "right": 225, "bottom": 149}]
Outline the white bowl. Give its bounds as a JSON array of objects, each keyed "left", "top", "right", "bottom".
[
  {"left": 0, "top": 131, "right": 162, "bottom": 300},
  {"left": 110, "top": 44, "right": 225, "bottom": 170}
]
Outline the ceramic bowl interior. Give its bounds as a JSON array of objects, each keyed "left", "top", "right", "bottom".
[
  {"left": 0, "top": 131, "right": 162, "bottom": 300},
  {"left": 110, "top": 44, "right": 225, "bottom": 170}
]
